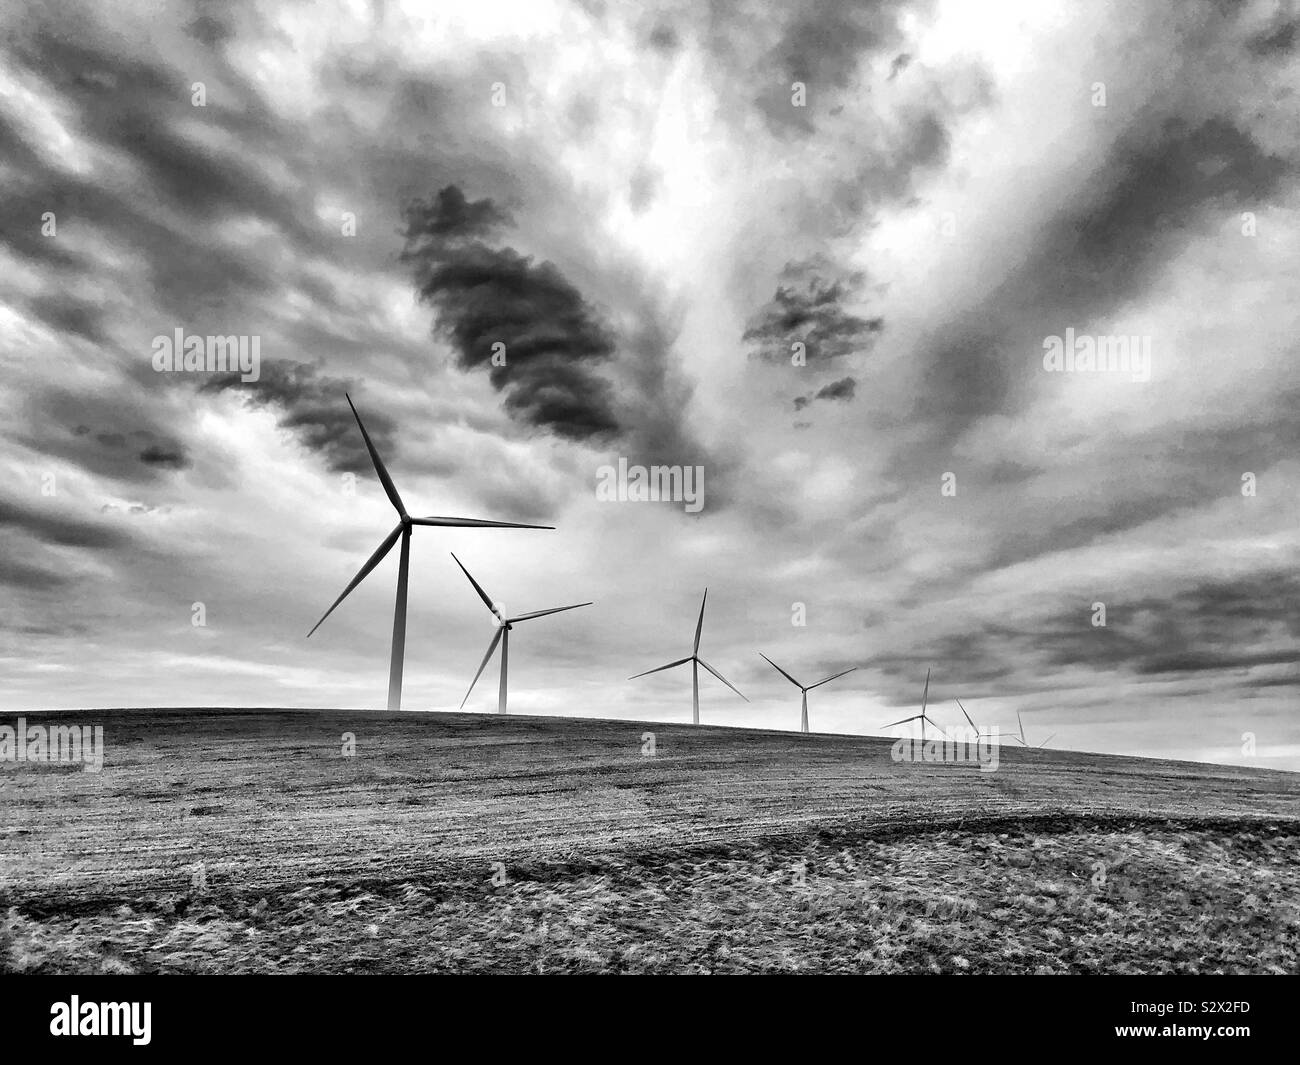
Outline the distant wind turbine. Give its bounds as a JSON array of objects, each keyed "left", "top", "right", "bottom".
[
  {"left": 307, "top": 393, "right": 553, "bottom": 712},
  {"left": 630, "top": 589, "right": 747, "bottom": 724},
  {"left": 452, "top": 553, "right": 591, "bottom": 714},
  {"left": 955, "top": 698, "right": 991, "bottom": 742},
  {"left": 881, "top": 668, "right": 950, "bottom": 742},
  {"left": 1012, "top": 711, "right": 1055, "bottom": 748},
  {"left": 758, "top": 654, "right": 856, "bottom": 733}
]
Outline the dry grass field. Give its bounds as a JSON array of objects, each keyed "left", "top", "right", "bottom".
[{"left": 2, "top": 708, "right": 1297, "bottom": 973}]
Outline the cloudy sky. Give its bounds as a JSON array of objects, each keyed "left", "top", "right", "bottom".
[{"left": 2, "top": 0, "right": 1297, "bottom": 770}]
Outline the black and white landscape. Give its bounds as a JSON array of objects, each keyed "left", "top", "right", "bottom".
[{"left": 1, "top": 0, "right": 1297, "bottom": 978}]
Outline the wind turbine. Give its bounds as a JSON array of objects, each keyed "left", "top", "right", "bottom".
[
  {"left": 306, "top": 393, "right": 553, "bottom": 712},
  {"left": 881, "top": 668, "right": 950, "bottom": 742},
  {"left": 758, "top": 654, "right": 856, "bottom": 733},
  {"left": 1012, "top": 711, "right": 1055, "bottom": 748},
  {"left": 955, "top": 698, "right": 990, "bottom": 743},
  {"left": 629, "top": 589, "right": 747, "bottom": 724},
  {"left": 452, "top": 553, "right": 591, "bottom": 714}
]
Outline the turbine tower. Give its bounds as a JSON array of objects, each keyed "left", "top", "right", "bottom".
[
  {"left": 629, "top": 589, "right": 747, "bottom": 724},
  {"left": 881, "top": 668, "right": 950, "bottom": 742},
  {"left": 758, "top": 654, "right": 856, "bottom": 733},
  {"left": 307, "top": 394, "right": 553, "bottom": 712},
  {"left": 1012, "top": 711, "right": 1055, "bottom": 748},
  {"left": 452, "top": 553, "right": 591, "bottom": 714}
]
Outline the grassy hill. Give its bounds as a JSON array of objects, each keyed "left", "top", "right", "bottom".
[{"left": 2, "top": 708, "right": 1297, "bottom": 973}]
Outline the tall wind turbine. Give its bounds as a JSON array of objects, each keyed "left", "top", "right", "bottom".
[
  {"left": 452, "top": 553, "right": 591, "bottom": 714},
  {"left": 307, "top": 393, "right": 553, "bottom": 712},
  {"left": 758, "top": 654, "right": 856, "bottom": 734},
  {"left": 1012, "top": 711, "right": 1055, "bottom": 748},
  {"left": 629, "top": 589, "right": 747, "bottom": 724},
  {"left": 881, "top": 668, "right": 950, "bottom": 742}
]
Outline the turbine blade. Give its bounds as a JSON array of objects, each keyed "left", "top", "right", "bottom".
[
  {"left": 696, "top": 657, "right": 748, "bottom": 701},
  {"left": 921, "top": 667, "right": 931, "bottom": 715},
  {"left": 693, "top": 588, "right": 708, "bottom": 654},
  {"left": 461, "top": 627, "right": 504, "bottom": 708},
  {"left": 956, "top": 697, "right": 976, "bottom": 730},
  {"left": 306, "top": 524, "right": 403, "bottom": 637},
  {"left": 882, "top": 715, "right": 921, "bottom": 729},
  {"left": 1038, "top": 734, "right": 1055, "bottom": 748},
  {"left": 629, "top": 657, "right": 692, "bottom": 680},
  {"left": 346, "top": 393, "right": 405, "bottom": 518},
  {"left": 508, "top": 602, "right": 592, "bottom": 623},
  {"left": 922, "top": 716, "right": 953, "bottom": 740},
  {"left": 1017, "top": 710, "right": 1026, "bottom": 744},
  {"left": 758, "top": 653, "right": 802, "bottom": 689},
  {"left": 807, "top": 666, "right": 857, "bottom": 689},
  {"left": 450, "top": 552, "right": 500, "bottom": 618},
  {"left": 410, "top": 516, "right": 554, "bottom": 529}
]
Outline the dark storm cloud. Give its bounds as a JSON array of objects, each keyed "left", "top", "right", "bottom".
[
  {"left": 1035, "top": 573, "right": 1300, "bottom": 680},
  {"left": 982, "top": 402, "right": 1300, "bottom": 573},
  {"left": 0, "top": 112, "right": 92, "bottom": 272},
  {"left": 857, "top": 566, "right": 1294, "bottom": 707},
  {"left": 831, "top": 108, "right": 952, "bottom": 217},
  {"left": 745, "top": 259, "right": 883, "bottom": 366},
  {"left": 793, "top": 375, "right": 857, "bottom": 410},
  {"left": 1048, "top": 118, "right": 1290, "bottom": 308},
  {"left": 138, "top": 443, "right": 189, "bottom": 468},
  {"left": 201, "top": 362, "right": 397, "bottom": 475},
  {"left": 871, "top": 572, "right": 1300, "bottom": 702},
  {"left": 1246, "top": 18, "right": 1297, "bottom": 56},
  {"left": 25, "top": 293, "right": 112, "bottom": 347},
  {"left": 0, "top": 556, "right": 74, "bottom": 590},
  {"left": 185, "top": 2, "right": 240, "bottom": 49},
  {"left": 750, "top": 0, "right": 907, "bottom": 135},
  {"left": 15, "top": 388, "right": 193, "bottom": 483},
  {"left": 865, "top": 627, "right": 1024, "bottom": 699},
  {"left": 815, "top": 376, "right": 856, "bottom": 401},
  {"left": 648, "top": 23, "right": 679, "bottom": 52},
  {"left": 0, "top": 18, "right": 324, "bottom": 322},
  {"left": 0, "top": 495, "right": 133, "bottom": 551},
  {"left": 400, "top": 185, "right": 621, "bottom": 442},
  {"left": 10, "top": 27, "right": 317, "bottom": 241},
  {"left": 913, "top": 117, "right": 1294, "bottom": 433}
]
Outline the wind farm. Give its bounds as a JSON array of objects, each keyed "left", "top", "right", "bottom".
[
  {"left": 6, "top": 387, "right": 1294, "bottom": 979},
  {"left": 3, "top": 708, "right": 1297, "bottom": 975},
  {"left": 5, "top": 0, "right": 1299, "bottom": 990},
  {"left": 305, "top": 394, "right": 553, "bottom": 712}
]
